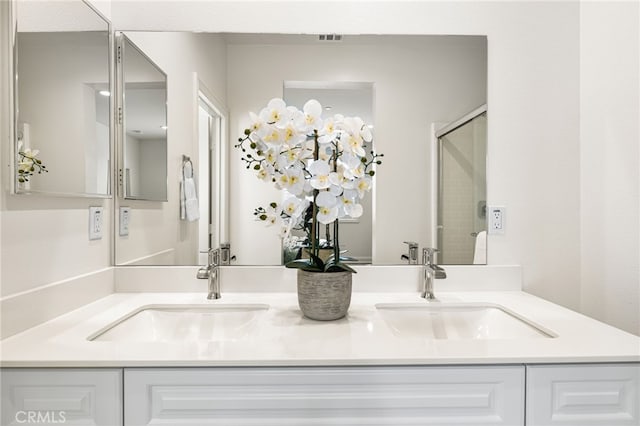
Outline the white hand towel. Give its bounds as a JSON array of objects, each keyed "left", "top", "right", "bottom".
[
  {"left": 473, "top": 230, "right": 487, "bottom": 264},
  {"left": 181, "top": 161, "right": 199, "bottom": 222},
  {"left": 183, "top": 176, "right": 199, "bottom": 222}
]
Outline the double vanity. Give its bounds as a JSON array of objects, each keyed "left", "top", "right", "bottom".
[{"left": 1, "top": 266, "right": 639, "bottom": 425}]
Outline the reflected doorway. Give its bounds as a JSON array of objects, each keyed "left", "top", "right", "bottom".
[{"left": 198, "top": 92, "right": 223, "bottom": 265}]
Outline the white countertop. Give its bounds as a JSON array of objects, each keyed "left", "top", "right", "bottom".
[{"left": 1, "top": 290, "right": 639, "bottom": 367}]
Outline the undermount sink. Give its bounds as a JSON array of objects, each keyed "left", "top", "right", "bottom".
[
  {"left": 88, "top": 304, "right": 269, "bottom": 342},
  {"left": 376, "top": 303, "right": 555, "bottom": 340}
]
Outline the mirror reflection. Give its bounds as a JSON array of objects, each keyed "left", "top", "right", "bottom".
[
  {"left": 14, "top": 0, "right": 111, "bottom": 196},
  {"left": 437, "top": 106, "right": 487, "bottom": 264},
  {"left": 112, "top": 33, "right": 487, "bottom": 267},
  {"left": 118, "top": 33, "right": 168, "bottom": 201}
]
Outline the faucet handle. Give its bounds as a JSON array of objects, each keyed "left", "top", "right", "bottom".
[
  {"left": 422, "top": 247, "right": 440, "bottom": 265},
  {"left": 403, "top": 241, "right": 419, "bottom": 264},
  {"left": 210, "top": 248, "right": 220, "bottom": 267}
]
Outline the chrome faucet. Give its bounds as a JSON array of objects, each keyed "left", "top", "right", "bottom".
[
  {"left": 422, "top": 248, "right": 446, "bottom": 300},
  {"left": 197, "top": 248, "right": 221, "bottom": 299},
  {"left": 401, "top": 241, "right": 419, "bottom": 264}
]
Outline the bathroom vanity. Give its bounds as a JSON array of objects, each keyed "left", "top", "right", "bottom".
[{"left": 1, "top": 267, "right": 639, "bottom": 426}]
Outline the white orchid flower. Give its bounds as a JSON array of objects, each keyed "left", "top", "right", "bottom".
[
  {"left": 328, "top": 170, "right": 346, "bottom": 188},
  {"left": 282, "top": 196, "right": 306, "bottom": 218},
  {"left": 318, "top": 117, "right": 339, "bottom": 144},
  {"left": 21, "top": 148, "right": 40, "bottom": 159},
  {"left": 317, "top": 205, "right": 339, "bottom": 225},
  {"left": 338, "top": 153, "right": 365, "bottom": 180},
  {"left": 354, "top": 177, "right": 372, "bottom": 198},
  {"left": 316, "top": 190, "right": 338, "bottom": 208},
  {"left": 262, "top": 125, "right": 284, "bottom": 147},
  {"left": 248, "top": 111, "right": 265, "bottom": 137},
  {"left": 282, "top": 121, "right": 305, "bottom": 147},
  {"left": 342, "top": 131, "right": 366, "bottom": 157},
  {"left": 256, "top": 167, "right": 269, "bottom": 181},
  {"left": 341, "top": 195, "right": 363, "bottom": 218},
  {"left": 277, "top": 166, "right": 304, "bottom": 196},
  {"left": 309, "top": 160, "right": 331, "bottom": 190},
  {"left": 263, "top": 148, "right": 278, "bottom": 165},
  {"left": 260, "top": 98, "right": 289, "bottom": 127},
  {"left": 302, "top": 99, "right": 323, "bottom": 132}
]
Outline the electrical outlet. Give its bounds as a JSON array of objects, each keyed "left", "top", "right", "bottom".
[
  {"left": 89, "top": 207, "right": 103, "bottom": 240},
  {"left": 119, "top": 207, "right": 131, "bottom": 236},
  {"left": 488, "top": 206, "right": 505, "bottom": 235}
]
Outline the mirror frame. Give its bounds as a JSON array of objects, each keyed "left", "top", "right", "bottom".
[
  {"left": 11, "top": 0, "right": 114, "bottom": 198},
  {"left": 115, "top": 31, "right": 169, "bottom": 202}
]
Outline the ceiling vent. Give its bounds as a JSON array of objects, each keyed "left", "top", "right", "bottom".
[{"left": 318, "top": 34, "right": 343, "bottom": 42}]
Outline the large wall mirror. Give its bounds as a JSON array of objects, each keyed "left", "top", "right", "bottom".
[
  {"left": 13, "top": 0, "right": 111, "bottom": 197},
  {"left": 112, "top": 33, "right": 487, "bottom": 267},
  {"left": 116, "top": 32, "right": 168, "bottom": 201}
]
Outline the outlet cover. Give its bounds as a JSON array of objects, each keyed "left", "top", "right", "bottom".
[
  {"left": 488, "top": 206, "right": 505, "bottom": 235},
  {"left": 119, "top": 207, "right": 131, "bottom": 236},
  {"left": 89, "top": 206, "right": 103, "bottom": 240}
]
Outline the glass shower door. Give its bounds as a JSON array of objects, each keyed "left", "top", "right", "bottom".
[{"left": 437, "top": 108, "right": 487, "bottom": 265}]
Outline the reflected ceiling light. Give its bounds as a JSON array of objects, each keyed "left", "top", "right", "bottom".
[
  {"left": 99, "top": 90, "right": 110, "bottom": 97},
  {"left": 160, "top": 125, "right": 168, "bottom": 130},
  {"left": 367, "top": 124, "right": 374, "bottom": 129}
]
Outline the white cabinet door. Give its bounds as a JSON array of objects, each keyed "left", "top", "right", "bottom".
[
  {"left": 125, "top": 366, "right": 524, "bottom": 426},
  {"left": 526, "top": 363, "right": 640, "bottom": 425},
  {"left": 1, "top": 368, "right": 122, "bottom": 426}
]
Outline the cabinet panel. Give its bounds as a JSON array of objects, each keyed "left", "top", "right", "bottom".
[
  {"left": 125, "top": 366, "right": 524, "bottom": 425},
  {"left": 526, "top": 363, "right": 640, "bottom": 426},
  {"left": 1, "top": 368, "right": 122, "bottom": 426}
]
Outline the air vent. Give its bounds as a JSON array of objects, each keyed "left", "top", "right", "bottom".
[{"left": 318, "top": 34, "right": 343, "bottom": 42}]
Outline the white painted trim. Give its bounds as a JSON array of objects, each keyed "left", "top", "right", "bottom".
[{"left": 119, "top": 248, "right": 175, "bottom": 266}]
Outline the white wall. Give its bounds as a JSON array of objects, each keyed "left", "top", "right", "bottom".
[
  {"left": 579, "top": 1, "right": 640, "bottom": 335},
  {"left": 114, "top": 32, "right": 227, "bottom": 266},
  {"left": 226, "top": 36, "right": 486, "bottom": 265}
]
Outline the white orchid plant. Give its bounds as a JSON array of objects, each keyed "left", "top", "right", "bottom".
[
  {"left": 16, "top": 140, "right": 48, "bottom": 183},
  {"left": 236, "top": 98, "right": 383, "bottom": 273}
]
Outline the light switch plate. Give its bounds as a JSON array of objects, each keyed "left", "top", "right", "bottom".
[
  {"left": 119, "top": 207, "right": 131, "bottom": 236},
  {"left": 89, "top": 206, "right": 103, "bottom": 240}
]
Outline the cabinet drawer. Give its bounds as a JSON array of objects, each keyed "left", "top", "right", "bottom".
[
  {"left": 526, "top": 363, "right": 640, "bottom": 426},
  {"left": 1, "top": 368, "right": 122, "bottom": 426},
  {"left": 125, "top": 366, "right": 524, "bottom": 425}
]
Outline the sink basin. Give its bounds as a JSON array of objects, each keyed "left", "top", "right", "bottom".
[
  {"left": 88, "top": 304, "right": 269, "bottom": 342},
  {"left": 376, "top": 303, "right": 555, "bottom": 340}
]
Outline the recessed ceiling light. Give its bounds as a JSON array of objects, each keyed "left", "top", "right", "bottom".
[
  {"left": 99, "top": 90, "right": 110, "bottom": 97},
  {"left": 130, "top": 130, "right": 142, "bottom": 134},
  {"left": 367, "top": 124, "right": 374, "bottom": 129},
  {"left": 324, "top": 106, "right": 332, "bottom": 111}
]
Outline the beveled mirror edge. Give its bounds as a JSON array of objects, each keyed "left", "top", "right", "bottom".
[
  {"left": 11, "top": 0, "right": 115, "bottom": 199},
  {"left": 115, "top": 31, "right": 169, "bottom": 202}
]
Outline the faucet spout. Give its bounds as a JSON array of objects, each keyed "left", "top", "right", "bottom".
[
  {"left": 197, "top": 248, "right": 221, "bottom": 299},
  {"left": 422, "top": 248, "right": 446, "bottom": 300}
]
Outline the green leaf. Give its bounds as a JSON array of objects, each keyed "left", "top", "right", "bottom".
[
  {"left": 324, "top": 262, "right": 357, "bottom": 273},
  {"left": 285, "top": 259, "right": 323, "bottom": 272}
]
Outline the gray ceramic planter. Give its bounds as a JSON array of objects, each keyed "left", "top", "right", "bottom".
[{"left": 297, "top": 270, "right": 352, "bottom": 321}]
